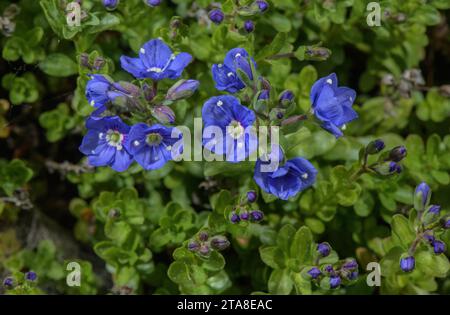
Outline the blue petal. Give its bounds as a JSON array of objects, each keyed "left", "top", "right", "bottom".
[
  {"left": 310, "top": 73, "right": 338, "bottom": 105},
  {"left": 79, "top": 130, "right": 103, "bottom": 155},
  {"left": 167, "top": 52, "right": 192, "bottom": 79},
  {"left": 110, "top": 149, "right": 133, "bottom": 172},
  {"left": 86, "top": 116, "right": 130, "bottom": 134},
  {"left": 232, "top": 102, "right": 256, "bottom": 127},
  {"left": 335, "top": 105, "right": 358, "bottom": 126},
  {"left": 211, "top": 64, "right": 244, "bottom": 93},
  {"left": 321, "top": 121, "right": 343, "bottom": 138},
  {"left": 120, "top": 56, "right": 146, "bottom": 79},
  {"left": 202, "top": 95, "right": 240, "bottom": 127},
  {"left": 133, "top": 145, "right": 169, "bottom": 170},
  {"left": 267, "top": 173, "right": 301, "bottom": 200},
  {"left": 224, "top": 48, "right": 250, "bottom": 69},
  {"left": 139, "top": 39, "right": 172, "bottom": 69},
  {"left": 314, "top": 85, "right": 343, "bottom": 123},
  {"left": 286, "top": 158, "right": 317, "bottom": 189},
  {"left": 87, "top": 145, "right": 116, "bottom": 166}
]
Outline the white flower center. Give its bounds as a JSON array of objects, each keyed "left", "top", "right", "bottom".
[
  {"left": 133, "top": 140, "right": 140, "bottom": 146},
  {"left": 106, "top": 129, "right": 124, "bottom": 150},
  {"left": 140, "top": 48, "right": 145, "bottom": 54},
  {"left": 301, "top": 173, "right": 308, "bottom": 179},
  {"left": 90, "top": 100, "right": 95, "bottom": 106},
  {"left": 217, "top": 100, "right": 223, "bottom": 106},
  {"left": 228, "top": 120, "right": 244, "bottom": 139},
  {"left": 235, "top": 53, "right": 241, "bottom": 58},
  {"left": 326, "top": 79, "right": 333, "bottom": 84},
  {"left": 227, "top": 72, "right": 234, "bottom": 77}
]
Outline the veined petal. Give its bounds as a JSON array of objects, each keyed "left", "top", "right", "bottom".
[
  {"left": 139, "top": 39, "right": 173, "bottom": 69},
  {"left": 120, "top": 56, "right": 146, "bottom": 79},
  {"left": 167, "top": 52, "right": 192, "bottom": 79},
  {"left": 310, "top": 73, "right": 338, "bottom": 105},
  {"left": 110, "top": 149, "right": 133, "bottom": 172}
]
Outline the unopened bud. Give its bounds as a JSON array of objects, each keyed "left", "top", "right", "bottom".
[
  {"left": 210, "top": 235, "right": 230, "bottom": 251},
  {"left": 151, "top": 105, "right": 175, "bottom": 124},
  {"left": 166, "top": 79, "right": 199, "bottom": 101}
]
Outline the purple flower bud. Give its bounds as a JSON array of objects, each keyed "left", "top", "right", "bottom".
[
  {"left": 388, "top": 145, "right": 407, "bottom": 162},
  {"left": 307, "top": 267, "right": 321, "bottom": 279},
  {"left": 198, "top": 231, "right": 209, "bottom": 242},
  {"left": 444, "top": 219, "right": 450, "bottom": 229},
  {"left": 414, "top": 182, "right": 431, "bottom": 211},
  {"left": 247, "top": 191, "right": 257, "bottom": 203},
  {"left": 329, "top": 275, "right": 341, "bottom": 289},
  {"left": 210, "top": 235, "right": 230, "bottom": 251},
  {"left": 151, "top": 105, "right": 175, "bottom": 124},
  {"left": 423, "top": 234, "right": 435, "bottom": 244},
  {"left": 3, "top": 277, "right": 13, "bottom": 287},
  {"left": 146, "top": 0, "right": 161, "bottom": 6},
  {"left": 342, "top": 259, "right": 358, "bottom": 271},
  {"left": 366, "top": 139, "right": 385, "bottom": 154},
  {"left": 25, "top": 271, "right": 37, "bottom": 281},
  {"left": 400, "top": 256, "right": 415, "bottom": 272},
  {"left": 103, "top": 0, "right": 119, "bottom": 9},
  {"left": 188, "top": 241, "right": 200, "bottom": 251},
  {"left": 433, "top": 240, "right": 446, "bottom": 254},
  {"left": 244, "top": 20, "right": 255, "bottom": 33},
  {"left": 258, "top": 89, "right": 270, "bottom": 100},
  {"left": 198, "top": 244, "right": 211, "bottom": 256},
  {"left": 230, "top": 213, "right": 241, "bottom": 223},
  {"left": 276, "top": 112, "right": 284, "bottom": 119},
  {"left": 255, "top": 0, "right": 269, "bottom": 12},
  {"left": 209, "top": 9, "right": 225, "bottom": 24},
  {"left": 317, "top": 243, "right": 331, "bottom": 257},
  {"left": 428, "top": 204, "right": 441, "bottom": 215},
  {"left": 388, "top": 161, "right": 402, "bottom": 174},
  {"left": 240, "top": 211, "right": 249, "bottom": 221},
  {"left": 347, "top": 271, "right": 358, "bottom": 280},
  {"left": 250, "top": 210, "right": 264, "bottom": 222},
  {"left": 324, "top": 265, "right": 333, "bottom": 273},
  {"left": 279, "top": 90, "right": 294, "bottom": 107},
  {"left": 166, "top": 79, "right": 199, "bottom": 101}
]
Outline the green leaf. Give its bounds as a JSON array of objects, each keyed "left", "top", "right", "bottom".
[
  {"left": 39, "top": 53, "right": 78, "bottom": 77},
  {"left": 391, "top": 214, "right": 415, "bottom": 249},
  {"left": 290, "top": 226, "right": 313, "bottom": 265},
  {"left": 259, "top": 246, "right": 285, "bottom": 269},
  {"left": 268, "top": 269, "right": 293, "bottom": 294}
]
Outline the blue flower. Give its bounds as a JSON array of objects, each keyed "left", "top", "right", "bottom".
[
  {"left": 212, "top": 48, "right": 256, "bottom": 93},
  {"left": 125, "top": 123, "right": 182, "bottom": 170},
  {"left": 79, "top": 116, "right": 133, "bottom": 172},
  {"left": 253, "top": 146, "right": 317, "bottom": 200},
  {"left": 202, "top": 95, "right": 257, "bottom": 162},
  {"left": 3, "top": 277, "right": 13, "bottom": 287},
  {"left": 86, "top": 75, "right": 126, "bottom": 115},
  {"left": 120, "top": 39, "right": 192, "bottom": 80},
  {"left": 310, "top": 73, "right": 358, "bottom": 138},
  {"left": 400, "top": 256, "right": 415, "bottom": 272}
]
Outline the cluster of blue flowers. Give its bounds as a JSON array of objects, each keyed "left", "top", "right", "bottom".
[
  {"left": 80, "top": 39, "right": 360, "bottom": 201},
  {"left": 2, "top": 271, "right": 37, "bottom": 290},
  {"left": 399, "top": 182, "right": 449, "bottom": 273},
  {"left": 229, "top": 190, "right": 264, "bottom": 224},
  {"left": 80, "top": 39, "right": 197, "bottom": 172},
  {"left": 203, "top": 46, "right": 358, "bottom": 200}
]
